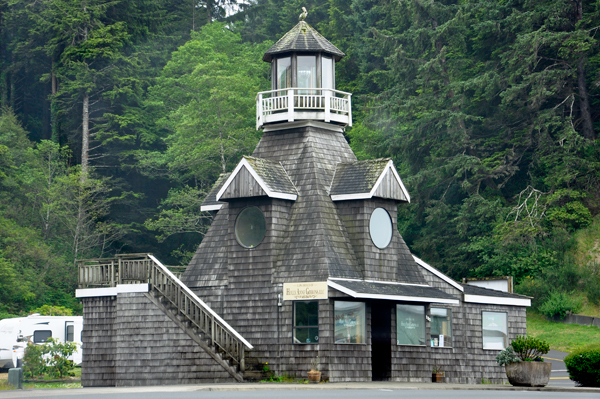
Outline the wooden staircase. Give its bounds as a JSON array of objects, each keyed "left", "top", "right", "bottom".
[{"left": 78, "top": 254, "right": 252, "bottom": 382}]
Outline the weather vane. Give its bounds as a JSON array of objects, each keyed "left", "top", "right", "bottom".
[{"left": 299, "top": 7, "right": 307, "bottom": 21}]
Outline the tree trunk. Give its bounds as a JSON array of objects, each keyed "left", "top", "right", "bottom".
[
  {"left": 51, "top": 61, "right": 59, "bottom": 143},
  {"left": 81, "top": 93, "right": 89, "bottom": 182},
  {"left": 577, "top": 57, "right": 595, "bottom": 140}
]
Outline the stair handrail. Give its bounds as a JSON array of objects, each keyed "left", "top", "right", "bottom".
[{"left": 147, "top": 255, "right": 253, "bottom": 352}]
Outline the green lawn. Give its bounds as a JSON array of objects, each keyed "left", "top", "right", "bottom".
[{"left": 527, "top": 311, "right": 600, "bottom": 353}]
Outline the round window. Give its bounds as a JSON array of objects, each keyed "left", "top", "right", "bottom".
[
  {"left": 235, "top": 206, "right": 266, "bottom": 248},
  {"left": 369, "top": 207, "right": 393, "bottom": 249}
]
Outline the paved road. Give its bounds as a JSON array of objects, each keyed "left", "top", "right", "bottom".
[
  {"left": 544, "top": 349, "right": 575, "bottom": 387},
  {"left": 1, "top": 387, "right": 598, "bottom": 399}
]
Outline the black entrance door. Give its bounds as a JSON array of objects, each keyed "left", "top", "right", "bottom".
[{"left": 371, "top": 302, "right": 392, "bottom": 380}]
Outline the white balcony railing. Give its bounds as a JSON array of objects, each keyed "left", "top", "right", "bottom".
[{"left": 256, "top": 88, "right": 352, "bottom": 129}]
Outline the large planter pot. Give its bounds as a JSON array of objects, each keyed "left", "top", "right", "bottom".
[
  {"left": 431, "top": 372, "right": 444, "bottom": 383},
  {"left": 307, "top": 370, "right": 321, "bottom": 383},
  {"left": 505, "top": 362, "right": 552, "bottom": 387}
]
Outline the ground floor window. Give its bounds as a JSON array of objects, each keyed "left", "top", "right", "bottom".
[
  {"left": 334, "top": 301, "right": 366, "bottom": 343},
  {"left": 430, "top": 308, "right": 452, "bottom": 347},
  {"left": 482, "top": 311, "right": 508, "bottom": 349},
  {"left": 396, "top": 304, "right": 425, "bottom": 345},
  {"left": 293, "top": 301, "right": 319, "bottom": 344}
]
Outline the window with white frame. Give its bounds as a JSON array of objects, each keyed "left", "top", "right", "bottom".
[
  {"left": 482, "top": 311, "right": 508, "bottom": 350},
  {"left": 430, "top": 308, "right": 452, "bottom": 347}
]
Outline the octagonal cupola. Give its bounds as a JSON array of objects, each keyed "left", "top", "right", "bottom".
[{"left": 256, "top": 11, "right": 352, "bottom": 129}]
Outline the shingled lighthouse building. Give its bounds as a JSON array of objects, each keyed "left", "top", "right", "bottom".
[{"left": 77, "top": 18, "right": 531, "bottom": 386}]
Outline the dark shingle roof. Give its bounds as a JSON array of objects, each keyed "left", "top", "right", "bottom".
[
  {"left": 462, "top": 284, "right": 532, "bottom": 299},
  {"left": 201, "top": 173, "right": 230, "bottom": 211},
  {"left": 244, "top": 156, "right": 298, "bottom": 196},
  {"left": 330, "top": 158, "right": 390, "bottom": 195},
  {"left": 263, "top": 21, "right": 345, "bottom": 62},
  {"left": 330, "top": 280, "right": 459, "bottom": 303}
]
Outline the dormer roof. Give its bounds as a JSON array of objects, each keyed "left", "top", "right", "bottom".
[
  {"left": 200, "top": 173, "right": 230, "bottom": 212},
  {"left": 329, "top": 158, "right": 410, "bottom": 202},
  {"left": 216, "top": 156, "right": 298, "bottom": 201},
  {"left": 263, "top": 21, "right": 345, "bottom": 62}
]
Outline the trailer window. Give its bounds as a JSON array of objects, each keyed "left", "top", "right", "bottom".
[
  {"left": 33, "top": 330, "right": 52, "bottom": 343},
  {"left": 66, "top": 325, "right": 74, "bottom": 342}
]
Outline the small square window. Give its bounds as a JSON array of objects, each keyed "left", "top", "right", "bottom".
[
  {"left": 293, "top": 301, "right": 318, "bottom": 344},
  {"left": 482, "top": 311, "right": 508, "bottom": 350},
  {"left": 335, "top": 301, "right": 366, "bottom": 344},
  {"left": 33, "top": 330, "right": 52, "bottom": 343},
  {"left": 396, "top": 304, "right": 425, "bottom": 345},
  {"left": 430, "top": 308, "right": 452, "bottom": 347}
]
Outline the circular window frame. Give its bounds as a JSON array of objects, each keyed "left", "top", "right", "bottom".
[
  {"left": 369, "top": 207, "right": 393, "bottom": 249},
  {"left": 234, "top": 206, "right": 266, "bottom": 249}
]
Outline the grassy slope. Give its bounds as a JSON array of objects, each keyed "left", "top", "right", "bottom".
[{"left": 527, "top": 311, "right": 600, "bottom": 352}]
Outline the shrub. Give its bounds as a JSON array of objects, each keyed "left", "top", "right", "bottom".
[
  {"left": 564, "top": 343, "right": 600, "bottom": 387},
  {"left": 29, "top": 305, "right": 73, "bottom": 316},
  {"left": 23, "top": 343, "right": 46, "bottom": 379},
  {"left": 510, "top": 335, "right": 550, "bottom": 361},
  {"left": 496, "top": 346, "right": 521, "bottom": 366},
  {"left": 538, "top": 291, "right": 582, "bottom": 319}
]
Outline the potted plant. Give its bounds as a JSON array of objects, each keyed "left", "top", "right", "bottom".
[
  {"left": 496, "top": 336, "right": 551, "bottom": 387},
  {"left": 431, "top": 365, "right": 444, "bottom": 382},
  {"left": 307, "top": 356, "right": 321, "bottom": 383}
]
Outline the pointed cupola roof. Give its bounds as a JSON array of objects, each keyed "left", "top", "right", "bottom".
[{"left": 263, "top": 21, "right": 345, "bottom": 62}]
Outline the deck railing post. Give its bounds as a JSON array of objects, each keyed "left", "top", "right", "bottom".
[
  {"left": 287, "top": 89, "right": 294, "bottom": 122},
  {"left": 240, "top": 347, "right": 245, "bottom": 373},
  {"left": 324, "top": 89, "right": 331, "bottom": 122},
  {"left": 256, "top": 93, "right": 263, "bottom": 130},
  {"left": 211, "top": 317, "right": 215, "bottom": 346},
  {"left": 348, "top": 94, "right": 353, "bottom": 127}
]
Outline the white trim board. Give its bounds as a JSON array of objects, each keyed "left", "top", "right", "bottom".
[
  {"left": 463, "top": 294, "right": 531, "bottom": 307},
  {"left": 330, "top": 160, "right": 411, "bottom": 203},
  {"left": 412, "top": 255, "right": 464, "bottom": 292},
  {"left": 328, "top": 277, "right": 430, "bottom": 288},
  {"left": 75, "top": 284, "right": 149, "bottom": 298},
  {"left": 200, "top": 204, "right": 223, "bottom": 212},
  {"left": 216, "top": 157, "right": 298, "bottom": 202},
  {"left": 327, "top": 280, "right": 459, "bottom": 305},
  {"left": 263, "top": 120, "right": 344, "bottom": 133}
]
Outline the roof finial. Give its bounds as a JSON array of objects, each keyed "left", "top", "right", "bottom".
[{"left": 299, "top": 7, "right": 307, "bottom": 21}]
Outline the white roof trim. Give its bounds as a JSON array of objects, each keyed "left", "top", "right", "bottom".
[
  {"left": 328, "top": 277, "right": 430, "bottom": 288},
  {"left": 330, "top": 160, "right": 410, "bottom": 203},
  {"left": 75, "top": 284, "right": 149, "bottom": 298},
  {"left": 200, "top": 204, "right": 223, "bottom": 212},
  {"left": 464, "top": 294, "right": 531, "bottom": 307},
  {"left": 327, "top": 280, "right": 459, "bottom": 305},
  {"left": 216, "top": 157, "right": 298, "bottom": 202},
  {"left": 262, "top": 120, "right": 344, "bottom": 133},
  {"left": 412, "top": 255, "right": 464, "bottom": 292},
  {"left": 149, "top": 255, "right": 254, "bottom": 349}
]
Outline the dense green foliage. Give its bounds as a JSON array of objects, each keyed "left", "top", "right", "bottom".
[
  {"left": 538, "top": 291, "right": 583, "bottom": 319},
  {"left": 1, "top": 0, "right": 599, "bottom": 315},
  {"left": 495, "top": 346, "right": 521, "bottom": 366},
  {"left": 564, "top": 343, "right": 600, "bottom": 387}
]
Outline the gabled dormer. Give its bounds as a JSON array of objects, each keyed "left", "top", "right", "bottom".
[
  {"left": 329, "top": 158, "right": 410, "bottom": 202},
  {"left": 216, "top": 156, "right": 298, "bottom": 202}
]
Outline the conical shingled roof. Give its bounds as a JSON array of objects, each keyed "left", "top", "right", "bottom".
[{"left": 263, "top": 21, "right": 345, "bottom": 62}]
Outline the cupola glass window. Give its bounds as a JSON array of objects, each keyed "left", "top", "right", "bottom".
[
  {"left": 277, "top": 57, "right": 291, "bottom": 93},
  {"left": 297, "top": 56, "right": 317, "bottom": 94},
  {"left": 369, "top": 208, "right": 393, "bottom": 249},
  {"left": 235, "top": 206, "right": 266, "bottom": 248},
  {"left": 322, "top": 56, "right": 333, "bottom": 89}
]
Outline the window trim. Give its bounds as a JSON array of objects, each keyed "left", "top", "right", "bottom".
[
  {"left": 334, "top": 301, "right": 366, "bottom": 345},
  {"left": 293, "top": 301, "right": 319, "bottom": 345},
  {"left": 482, "top": 311, "right": 508, "bottom": 350},
  {"left": 396, "top": 304, "right": 426, "bottom": 346},
  {"left": 430, "top": 307, "right": 452, "bottom": 348}
]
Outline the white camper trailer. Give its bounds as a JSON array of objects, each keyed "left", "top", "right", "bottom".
[{"left": 0, "top": 314, "right": 83, "bottom": 369}]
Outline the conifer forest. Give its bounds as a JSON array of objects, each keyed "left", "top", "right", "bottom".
[{"left": 0, "top": 0, "right": 599, "bottom": 317}]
